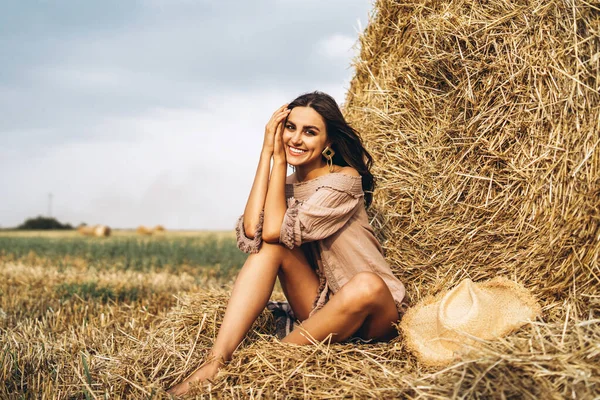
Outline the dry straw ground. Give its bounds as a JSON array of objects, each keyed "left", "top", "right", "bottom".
[{"left": 2, "top": 0, "right": 600, "bottom": 398}]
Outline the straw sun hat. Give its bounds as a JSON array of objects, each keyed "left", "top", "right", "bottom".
[{"left": 400, "top": 277, "right": 541, "bottom": 366}]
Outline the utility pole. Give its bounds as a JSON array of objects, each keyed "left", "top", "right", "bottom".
[{"left": 48, "top": 193, "right": 53, "bottom": 218}]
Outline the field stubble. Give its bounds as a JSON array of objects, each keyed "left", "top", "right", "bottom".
[
  {"left": 0, "top": 230, "right": 269, "bottom": 398},
  {"left": 2, "top": 229, "right": 598, "bottom": 399}
]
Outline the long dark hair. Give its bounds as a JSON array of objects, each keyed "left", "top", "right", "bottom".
[{"left": 288, "top": 91, "right": 375, "bottom": 208}]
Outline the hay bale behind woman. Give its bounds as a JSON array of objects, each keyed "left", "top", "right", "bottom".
[{"left": 344, "top": 0, "right": 599, "bottom": 306}]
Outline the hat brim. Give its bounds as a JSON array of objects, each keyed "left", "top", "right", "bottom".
[{"left": 400, "top": 277, "right": 541, "bottom": 367}]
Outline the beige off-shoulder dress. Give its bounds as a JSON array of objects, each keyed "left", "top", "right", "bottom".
[{"left": 236, "top": 173, "right": 408, "bottom": 320}]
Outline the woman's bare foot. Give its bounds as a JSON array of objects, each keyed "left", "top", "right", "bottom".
[{"left": 166, "top": 356, "right": 224, "bottom": 396}]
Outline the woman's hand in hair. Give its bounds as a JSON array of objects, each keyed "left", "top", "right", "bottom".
[{"left": 263, "top": 104, "right": 290, "bottom": 155}]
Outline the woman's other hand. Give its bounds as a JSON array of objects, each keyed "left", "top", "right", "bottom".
[
  {"left": 273, "top": 113, "right": 287, "bottom": 164},
  {"left": 263, "top": 104, "right": 291, "bottom": 155}
]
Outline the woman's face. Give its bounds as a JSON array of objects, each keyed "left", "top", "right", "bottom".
[{"left": 283, "top": 106, "right": 329, "bottom": 170}]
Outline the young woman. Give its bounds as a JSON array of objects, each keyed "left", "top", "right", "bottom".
[{"left": 168, "top": 91, "right": 408, "bottom": 395}]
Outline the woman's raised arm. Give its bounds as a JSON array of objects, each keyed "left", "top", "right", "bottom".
[
  {"left": 242, "top": 104, "right": 290, "bottom": 238},
  {"left": 262, "top": 118, "right": 289, "bottom": 242}
]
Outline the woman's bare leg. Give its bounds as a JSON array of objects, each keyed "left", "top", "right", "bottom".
[
  {"left": 276, "top": 247, "right": 320, "bottom": 321},
  {"left": 167, "top": 242, "right": 318, "bottom": 395},
  {"left": 282, "top": 272, "right": 399, "bottom": 344}
]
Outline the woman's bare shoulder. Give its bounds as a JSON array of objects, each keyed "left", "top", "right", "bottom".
[{"left": 336, "top": 166, "right": 360, "bottom": 177}]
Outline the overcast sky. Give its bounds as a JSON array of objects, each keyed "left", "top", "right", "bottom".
[{"left": 0, "top": 0, "right": 373, "bottom": 230}]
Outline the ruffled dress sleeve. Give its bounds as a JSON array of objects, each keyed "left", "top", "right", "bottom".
[
  {"left": 235, "top": 211, "right": 264, "bottom": 254},
  {"left": 279, "top": 184, "right": 363, "bottom": 249}
]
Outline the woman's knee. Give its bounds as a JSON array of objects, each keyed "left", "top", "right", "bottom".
[
  {"left": 339, "top": 272, "right": 389, "bottom": 312},
  {"left": 251, "top": 242, "right": 284, "bottom": 258},
  {"left": 247, "top": 242, "right": 298, "bottom": 270}
]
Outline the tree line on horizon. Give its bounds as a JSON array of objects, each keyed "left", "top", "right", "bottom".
[{"left": 10, "top": 216, "right": 77, "bottom": 230}]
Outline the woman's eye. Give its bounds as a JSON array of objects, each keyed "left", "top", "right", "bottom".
[
  {"left": 306, "top": 130, "right": 316, "bottom": 136},
  {"left": 285, "top": 124, "right": 294, "bottom": 130}
]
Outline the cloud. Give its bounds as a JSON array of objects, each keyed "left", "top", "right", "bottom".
[
  {"left": 0, "top": 1, "right": 372, "bottom": 229},
  {"left": 316, "top": 34, "right": 357, "bottom": 60},
  {"left": 0, "top": 88, "right": 295, "bottom": 229},
  {"left": 34, "top": 65, "right": 126, "bottom": 91}
]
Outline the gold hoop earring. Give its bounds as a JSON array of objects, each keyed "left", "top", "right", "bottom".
[{"left": 322, "top": 146, "right": 335, "bottom": 173}]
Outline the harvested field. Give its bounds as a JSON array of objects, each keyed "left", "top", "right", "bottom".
[
  {"left": 1, "top": 250, "right": 598, "bottom": 398},
  {"left": 2, "top": 0, "right": 600, "bottom": 398}
]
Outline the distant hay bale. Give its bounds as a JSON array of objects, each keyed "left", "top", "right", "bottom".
[
  {"left": 136, "top": 225, "right": 166, "bottom": 235},
  {"left": 77, "top": 225, "right": 96, "bottom": 236},
  {"left": 78, "top": 224, "right": 111, "bottom": 237},
  {"left": 344, "top": 0, "right": 599, "bottom": 306},
  {"left": 94, "top": 225, "right": 111, "bottom": 237},
  {"left": 136, "top": 226, "right": 153, "bottom": 236}
]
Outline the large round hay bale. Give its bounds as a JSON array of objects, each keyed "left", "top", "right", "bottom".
[{"left": 344, "top": 0, "right": 599, "bottom": 306}]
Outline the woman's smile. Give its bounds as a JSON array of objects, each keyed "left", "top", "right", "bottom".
[{"left": 287, "top": 146, "right": 308, "bottom": 156}]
